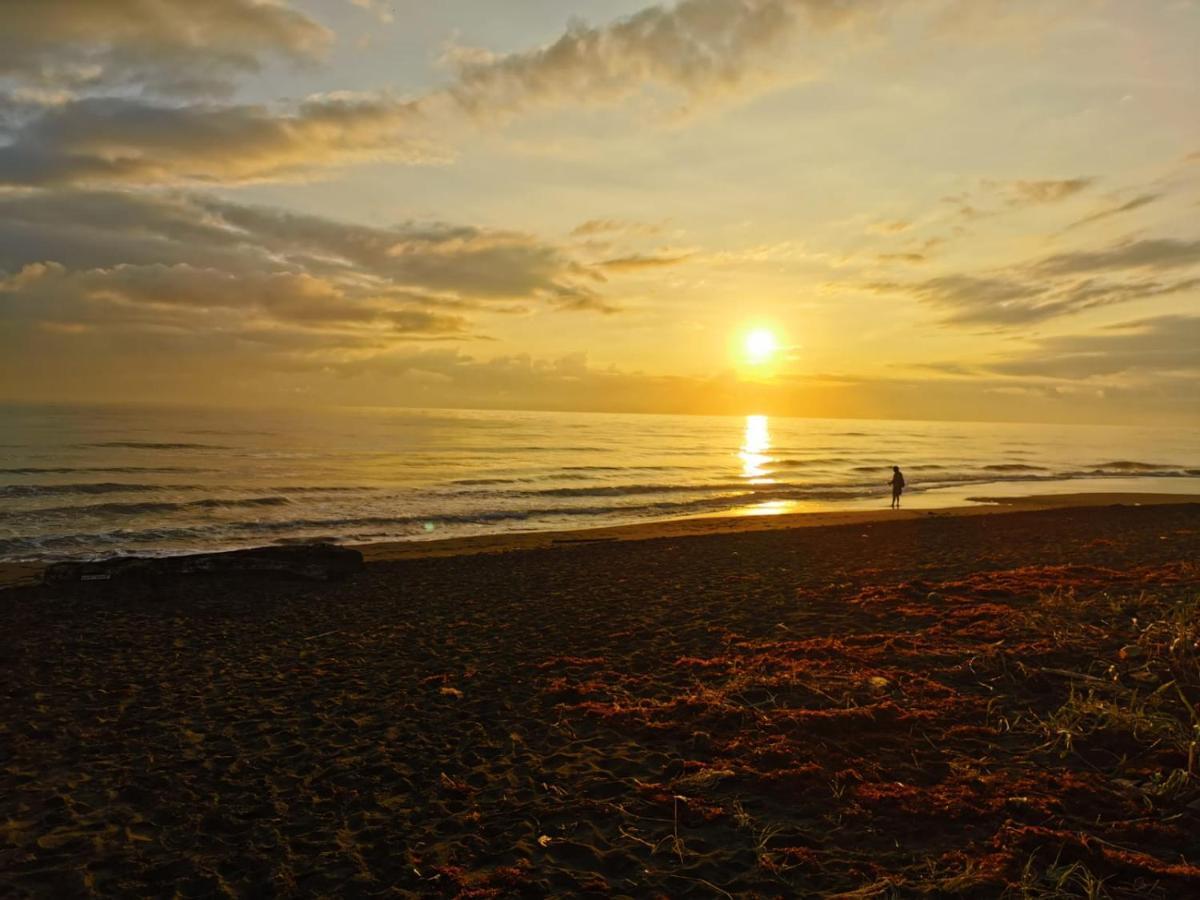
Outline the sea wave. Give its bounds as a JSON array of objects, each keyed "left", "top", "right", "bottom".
[
  {"left": 0, "top": 466, "right": 207, "bottom": 474},
  {"left": 267, "top": 486, "right": 367, "bottom": 494},
  {"left": 774, "top": 457, "right": 853, "bottom": 467},
  {"left": 450, "top": 477, "right": 539, "bottom": 486},
  {"left": 511, "top": 482, "right": 743, "bottom": 498},
  {"left": 78, "top": 441, "right": 234, "bottom": 451},
  {"left": 1092, "top": 460, "right": 1175, "bottom": 471},
  {"left": 4, "top": 495, "right": 291, "bottom": 519},
  {"left": 1080, "top": 466, "right": 1197, "bottom": 478},
  {"left": 0, "top": 482, "right": 187, "bottom": 497}
]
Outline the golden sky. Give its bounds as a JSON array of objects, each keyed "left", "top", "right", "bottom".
[{"left": 1, "top": 0, "right": 1198, "bottom": 423}]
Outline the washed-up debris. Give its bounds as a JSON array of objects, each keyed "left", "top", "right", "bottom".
[{"left": 44, "top": 543, "right": 364, "bottom": 584}]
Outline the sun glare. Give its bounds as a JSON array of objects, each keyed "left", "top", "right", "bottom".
[{"left": 744, "top": 328, "right": 779, "bottom": 364}]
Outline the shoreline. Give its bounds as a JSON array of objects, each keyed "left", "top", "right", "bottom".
[
  {"left": 355, "top": 490, "right": 1200, "bottom": 561},
  {"left": 3, "top": 490, "right": 1198, "bottom": 589}
]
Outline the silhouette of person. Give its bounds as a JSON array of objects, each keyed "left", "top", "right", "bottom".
[{"left": 889, "top": 466, "right": 905, "bottom": 509}]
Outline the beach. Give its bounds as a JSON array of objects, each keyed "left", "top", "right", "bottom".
[{"left": 3, "top": 497, "right": 1200, "bottom": 896}]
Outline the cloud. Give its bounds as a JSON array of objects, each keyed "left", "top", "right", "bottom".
[
  {"left": 0, "top": 0, "right": 330, "bottom": 97},
  {"left": 195, "top": 196, "right": 595, "bottom": 300},
  {"left": 571, "top": 218, "right": 664, "bottom": 238},
  {"left": 989, "top": 316, "right": 1200, "bottom": 379},
  {"left": 7, "top": 275, "right": 1195, "bottom": 422},
  {"left": 0, "top": 189, "right": 615, "bottom": 361},
  {"left": 0, "top": 190, "right": 597, "bottom": 304},
  {"left": 880, "top": 274, "right": 1038, "bottom": 324},
  {"left": 0, "top": 0, "right": 903, "bottom": 188},
  {"left": 0, "top": 93, "right": 437, "bottom": 187},
  {"left": 1030, "top": 238, "right": 1200, "bottom": 277},
  {"left": 347, "top": 0, "right": 395, "bottom": 26},
  {"left": 1007, "top": 177, "right": 1094, "bottom": 205},
  {"left": 573, "top": 219, "right": 629, "bottom": 237},
  {"left": 0, "top": 261, "right": 471, "bottom": 337},
  {"left": 269, "top": 337, "right": 1200, "bottom": 423},
  {"left": 0, "top": 0, "right": 999, "bottom": 189},
  {"left": 273, "top": 347, "right": 778, "bottom": 416},
  {"left": 868, "top": 219, "right": 913, "bottom": 234},
  {"left": 442, "top": 0, "right": 889, "bottom": 119},
  {"left": 0, "top": 0, "right": 1106, "bottom": 192},
  {"left": 547, "top": 287, "right": 622, "bottom": 314},
  {"left": 1064, "top": 193, "right": 1161, "bottom": 231},
  {"left": 599, "top": 253, "right": 693, "bottom": 272},
  {"left": 877, "top": 252, "right": 927, "bottom": 264},
  {"left": 864, "top": 225, "right": 1200, "bottom": 326},
  {"left": 921, "top": 176, "right": 1096, "bottom": 228},
  {"left": 870, "top": 267, "right": 1200, "bottom": 327}
]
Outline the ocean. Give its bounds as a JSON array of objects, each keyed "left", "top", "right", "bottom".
[{"left": 2, "top": 403, "right": 1198, "bottom": 562}]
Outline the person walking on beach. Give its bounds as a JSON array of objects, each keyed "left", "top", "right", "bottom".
[{"left": 889, "top": 466, "right": 905, "bottom": 509}]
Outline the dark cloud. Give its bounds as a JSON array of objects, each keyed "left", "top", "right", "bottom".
[
  {"left": 0, "top": 94, "right": 435, "bottom": 187},
  {"left": 0, "top": 0, "right": 330, "bottom": 96}
]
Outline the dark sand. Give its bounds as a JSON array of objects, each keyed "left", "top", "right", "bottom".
[{"left": 3, "top": 501, "right": 1200, "bottom": 896}]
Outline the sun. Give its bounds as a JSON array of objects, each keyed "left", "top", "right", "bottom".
[{"left": 744, "top": 328, "right": 779, "bottom": 364}]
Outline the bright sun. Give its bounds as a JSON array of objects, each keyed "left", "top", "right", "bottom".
[{"left": 744, "top": 328, "right": 779, "bottom": 364}]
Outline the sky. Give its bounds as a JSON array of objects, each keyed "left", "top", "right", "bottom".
[{"left": 0, "top": 0, "right": 1197, "bottom": 424}]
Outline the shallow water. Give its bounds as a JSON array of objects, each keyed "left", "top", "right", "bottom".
[{"left": 2, "top": 403, "right": 1198, "bottom": 561}]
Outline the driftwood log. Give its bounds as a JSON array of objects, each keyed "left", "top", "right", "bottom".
[{"left": 43, "top": 543, "right": 364, "bottom": 585}]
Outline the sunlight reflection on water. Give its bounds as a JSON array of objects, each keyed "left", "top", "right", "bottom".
[
  {"left": 740, "top": 414, "right": 773, "bottom": 481},
  {"left": 740, "top": 415, "right": 791, "bottom": 514},
  {"left": 739, "top": 499, "right": 798, "bottom": 517}
]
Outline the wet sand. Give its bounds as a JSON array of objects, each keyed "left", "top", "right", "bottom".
[
  {"left": 2, "top": 500, "right": 1200, "bottom": 896},
  {"left": 353, "top": 491, "right": 1200, "bottom": 563}
]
